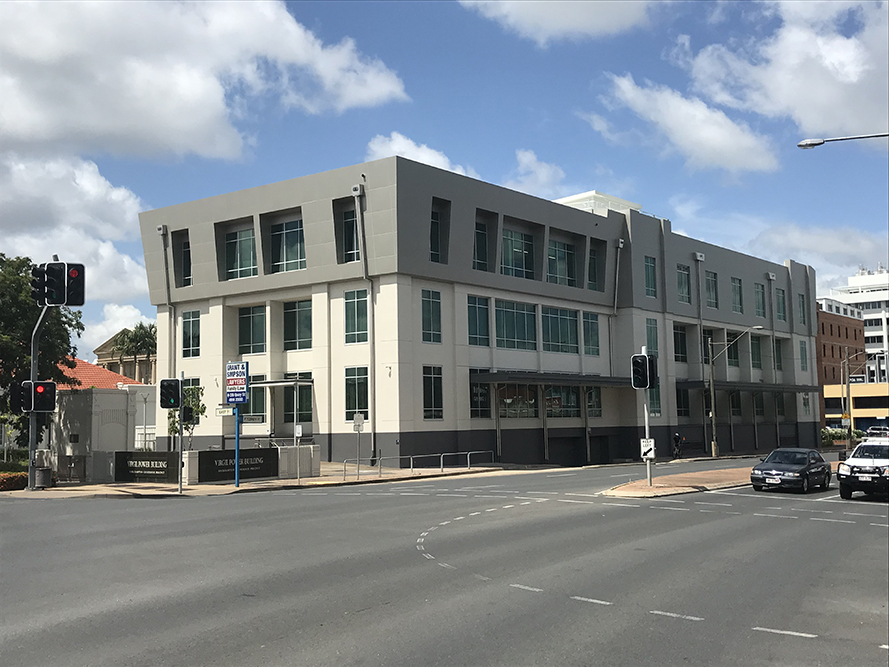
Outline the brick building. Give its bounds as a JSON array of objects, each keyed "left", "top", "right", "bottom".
[{"left": 816, "top": 298, "right": 865, "bottom": 429}]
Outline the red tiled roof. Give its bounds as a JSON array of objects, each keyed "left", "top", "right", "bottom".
[{"left": 58, "top": 358, "right": 144, "bottom": 390}]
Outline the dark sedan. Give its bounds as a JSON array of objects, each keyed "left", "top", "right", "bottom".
[{"left": 750, "top": 448, "right": 831, "bottom": 493}]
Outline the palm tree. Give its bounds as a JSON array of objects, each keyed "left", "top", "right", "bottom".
[{"left": 111, "top": 322, "right": 156, "bottom": 383}]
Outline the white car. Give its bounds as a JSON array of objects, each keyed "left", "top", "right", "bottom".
[{"left": 836, "top": 439, "right": 889, "bottom": 499}]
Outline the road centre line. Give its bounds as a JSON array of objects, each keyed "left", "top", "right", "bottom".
[
  {"left": 475, "top": 495, "right": 508, "bottom": 499},
  {"left": 764, "top": 506, "right": 783, "bottom": 510},
  {"left": 650, "top": 610, "right": 704, "bottom": 621},
  {"left": 651, "top": 498, "right": 686, "bottom": 503},
  {"left": 525, "top": 491, "right": 559, "bottom": 495},
  {"left": 546, "top": 473, "right": 577, "bottom": 477},
  {"left": 502, "top": 505, "right": 514, "bottom": 509},
  {"left": 699, "top": 509, "right": 716, "bottom": 513},
  {"left": 438, "top": 562, "right": 456, "bottom": 569},
  {"left": 602, "top": 502, "right": 641, "bottom": 508},
  {"left": 810, "top": 517, "right": 855, "bottom": 524},
  {"left": 694, "top": 501, "right": 733, "bottom": 506},
  {"left": 752, "top": 627, "right": 817, "bottom": 638},
  {"left": 754, "top": 513, "right": 798, "bottom": 519},
  {"left": 794, "top": 508, "right": 833, "bottom": 513},
  {"left": 366, "top": 492, "right": 395, "bottom": 496},
  {"left": 871, "top": 523, "right": 889, "bottom": 527},
  {"left": 510, "top": 584, "right": 543, "bottom": 593},
  {"left": 557, "top": 499, "right": 598, "bottom": 505},
  {"left": 571, "top": 596, "right": 612, "bottom": 606},
  {"left": 880, "top": 644, "right": 888, "bottom": 650},
  {"left": 844, "top": 511, "right": 888, "bottom": 518},
  {"left": 435, "top": 494, "right": 467, "bottom": 497},
  {"left": 399, "top": 492, "right": 428, "bottom": 496},
  {"left": 469, "top": 512, "right": 481, "bottom": 516},
  {"left": 565, "top": 492, "right": 601, "bottom": 498},
  {"left": 335, "top": 492, "right": 362, "bottom": 495},
  {"left": 485, "top": 508, "right": 498, "bottom": 512},
  {"left": 651, "top": 506, "right": 690, "bottom": 511}
]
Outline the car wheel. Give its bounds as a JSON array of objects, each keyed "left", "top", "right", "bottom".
[
  {"left": 799, "top": 475, "right": 809, "bottom": 494},
  {"left": 839, "top": 483, "right": 852, "bottom": 500},
  {"left": 822, "top": 471, "right": 830, "bottom": 490},
  {"left": 752, "top": 484, "right": 763, "bottom": 492}
]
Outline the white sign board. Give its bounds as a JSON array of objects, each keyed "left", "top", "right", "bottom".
[
  {"left": 295, "top": 425, "right": 303, "bottom": 438},
  {"left": 352, "top": 413, "right": 365, "bottom": 432},
  {"left": 225, "top": 362, "right": 249, "bottom": 404},
  {"left": 216, "top": 407, "right": 234, "bottom": 417},
  {"left": 640, "top": 438, "right": 656, "bottom": 460}
]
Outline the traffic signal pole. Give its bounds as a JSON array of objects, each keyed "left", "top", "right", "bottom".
[
  {"left": 28, "top": 305, "right": 49, "bottom": 490},
  {"left": 642, "top": 346, "right": 652, "bottom": 487}
]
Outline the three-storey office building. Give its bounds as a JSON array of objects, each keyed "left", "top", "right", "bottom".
[{"left": 140, "top": 157, "right": 820, "bottom": 464}]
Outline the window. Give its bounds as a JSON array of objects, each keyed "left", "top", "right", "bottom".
[
  {"left": 703, "top": 329, "right": 714, "bottom": 364},
  {"left": 754, "top": 392, "right": 764, "bottom": 416},
  {"left": 727, "top": 334, "right": 740, "bottom": 367},
  {"left": 776, "top": 392, "right": 785, "bottom": 417},
  {"left": 226, "top": 228, "right": 258, "bottom": 279},
  {"left": 588, "top": 247, "right": 600, "bottom": 291},
  {"left": 501, "top": 229, "right": 534, "bottom": 279},
  {"left": 469, "top": 369, "right": 491, "bottom": 418},
  {"left": 495, "top": 300, "right": 536, "bottom": 350},
  {"left": 467, "top": 296, "right": 490, "bottom": 346},
  {"left": 423, "top": 366, "right": 443, "bottom": 419},
  {"left": 181, "top": 239, "right": 192, "bottom": 286},
  {"left": 542, "top": 307, "right": 578, "bottom": 354},
  {"left": 751, "top": 336, "right": 762, "bottom": 369},
  {"left": 677, "top": 264, "right": 691, "bottom": 304},
  {"left": 754, "top": 283, "right": 766, "bottom": 317},
  {"left": 498, "top": 384, "right": 538, "bottom": 418},
  {"left": 673, "top": 324, "right": 687, "bottom": 363},
  {"left": 245, "top": 375, "right": 265, "bottom": 420},
  {"left": 283, "top": 300, "right": 312, "bottom": 350},
  {"left": 284, "top": 372, "right": 312, "bottom": 423},
  {"left": 730, "top": 392, "right": 742, "bottom": 417},
  {"left": 583, "top": 312, "right": 600, "bottom": 356},
  {"left": 182, "top": 310, "right": 200, "bottom": 358},
  {"left": 341, "top": 210, "right": 360, "bottom": 263},
  {"left": 676, "top": 388, "right": 690, "bottom": 417},
  {"left": 646, "top": 318, "right": 658, "bottom": 356},
  {"left": 430, "top": 210, "right": 441, "bottom": 263},
  {"left": 705, "top": 271, "right": 718, "bottom": 308},
  {"left": 238, "top": 306, "right": 265, "bottom": 354},
  {"left": 798, "top": 293, "right": 807, "bottom": 325},
  {"left": 547, "top": 240, "right": 576, "bottom": 286},
  {"left": 648, "top": 385, "right": 661, "bottom": 417},
  {"left": 422, "top": 289, "right": 442, "bottom": 343},
  {"left": 644, "top": 256, "right": 657, "bottom": 297},
  {"left": 473, "top": 223, "right": 488, "bottom": 271},
  {"left": 799, "top": 340, "right": 808, "bottom": 371},
  {"left": 802, "top": 393, "right": 811, "bottom": 416},
  {"left": 731, "top": 277, "right": 743, "bottom": 314},
  {"left": 546, "top": 386, "right": 580, "bottom": 418},
  {"left": 271, "top": 219, "right": 306, "bottom": 272},
  {"left": 776, "top": 288, "right": 786, "bottom": 321},
  {"left": 344, "top": 289, "right": 368, "bottom": 344},
  {"left": 587, "top": 387, "right": 602, "bottom": 418},
  {"left": 774, "top": 339, "right": 783, "bottom": 370},
  {"left": 345, "top": 367, "right": 368, "bottom": 421}
]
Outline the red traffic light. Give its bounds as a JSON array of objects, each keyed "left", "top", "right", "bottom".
[
  {"left": 68, "top": 267, "right": 79, "bottom": 278},
  {"left": 35, "top": 384, "right": 46, "bottom": 394}
]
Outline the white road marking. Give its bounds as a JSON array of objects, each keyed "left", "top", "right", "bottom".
[
  {"left": 650, "top": 610, "right": 704, "bottom": 621},
  {"left": 764, "top": 506, "right": 784, "bottom": 510},
  {"left": 547, "top": 473, "right": 577, "bottom": 477},
  {"left": 474, "top": 574, "right": 491, "bottom": 581},
  {"left": 810, "top": 517, "right": 855, "bottom": 524},
  {"left": 694, "top": 501, "right": 732, "bottom": 507},
  {"left": 699, "top": 509, "right": 716, "bottom": 513},
  {"left": 474, "top": 495, "right": 508, "bottom": 498},
  {"left": 439, "top": 521, "right": 451, "bottom": 525},
  {"left": 335, "top": 492, "right": 362, "bottom": 495},
  {"left": 610, "top": 473, "right": 635, "bottom": 478},
  {"left": 301, "top": 492, "right": 327, "bottom": 495},
  {"left": 571, "top": 596, "right": 612, "bottom": 606},
  {"left": 752, "top": 627, "right": 817, "bottom": 638},
  {"left": 399, "top": 492, "right": 428, "bottom": 496},
  {"left": 469, "top": 512, "right": 481, "bottom": 516},
  {"left": 485, "top": 508, "right": 498, "bottom": 512},
  {"left": 417, "top": 538, "right": 424, "bottom": 543},
  {"left": 794, "top": 508, "right": 833, "bottom": 513},
  {"left": 526, "top": 491, "right": 559, "bottom": 495},
  {"left": 366, "top": 492, "right": 395, "bottom": 496},
  {"left": 416, "top": 545, "right": 424, "bottom": 551},
  {"left": 519, "top": 502, "right": 532, "bottom": 505},
  {"left": 565, "top": 492, "right": 600, "bottom": 498},
  {"left": 502, "top": 505, "right": 514, "bottom": 509},
  {"left": 651, "top": 506, "right": 690, "bottom": 511},
  {"left": 845, "top": 511, "right": 888, "bottom": 518},
  {"left": 459, "top": 484, "right": 503, "bottom": 490},
  {"left": 558, "top": 499, "right": 598, "bottom": 505},
  {"left": 871, "top": 523, "right": 889, "bottom": 527},
  {"left": 651, "top": 498, "right": 686, "bottom": 504},
  {"left": 454, "top": 516, "right": 465, "bottom": 520},
  {"left": 438, "top": 562, "right": 456, "bottom": 569},
  {"left": 880, "top": 644, "right": 888, "bottom": 649},
  {"left": 726, "top": 511, "right": 742, "bottom": 515},
  {"left": 436, "top": 493, "right": 467, "bottom": 497},
  {"left": 754, "top": 513, "right": 798, "bottom": 519},
  {"left": 510, "top": 584, "right": 543, "bottom": 593},
  {"left": 602, "top": 502, "right": 641, "bottom": 508},
  {"left": 423, "top": 553, "right": 435, "bottom": 560}
]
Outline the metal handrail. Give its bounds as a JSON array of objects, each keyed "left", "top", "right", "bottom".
[{"left": 342, "top": 450, "right": 495, "bottom": 481}]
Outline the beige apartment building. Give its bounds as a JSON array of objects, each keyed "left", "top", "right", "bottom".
[{"left": 139, "top": 157, "right": 820, "bottom": 465}]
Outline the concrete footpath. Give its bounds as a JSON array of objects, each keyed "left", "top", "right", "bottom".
[{"left": 2, "top": 458, "right": 755, "bottom": 500}]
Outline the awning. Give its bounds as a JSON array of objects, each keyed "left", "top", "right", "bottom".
[
  {"left": 248, "top": 378, "right": 314, "bottom": 388},
  {"left": 675, "top": 379, "right": 819, "bottom": 393},
  {"left": 471, "top": 371, "right": 632, "bottom": 387}
]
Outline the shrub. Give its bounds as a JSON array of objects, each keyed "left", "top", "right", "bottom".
[
  {"left": 0, "top": 472, "right": 28, "bottom": 491},
  {"left": 0, "top": 460, "right": 28, "bottom": 473}
]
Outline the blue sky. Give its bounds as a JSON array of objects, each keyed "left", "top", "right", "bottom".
[{"left": 1, "top": 1, "right": 887, "bottom": 360}]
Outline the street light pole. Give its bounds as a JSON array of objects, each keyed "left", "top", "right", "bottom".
[
  {"left": 708, "top": 325, "right": 764, "bottom": 458},
  {"left": 798, "top": 132, "right": 888, "bottom": 149}
]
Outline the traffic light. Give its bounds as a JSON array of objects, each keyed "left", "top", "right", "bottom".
[
  {"left": 21, "top": 381, "right": 33, "bottom": 411},
  {"left": 10, "top": 382, "right": 24, "bottom": 412},
  {"left": 647, "top": 354, "right": 659, "bottom": 389},
  {"left": 159, "top": 379, "right": 182, "bottom": 409},
  {"left": 30, "top": 264, "right": 46, "bottom": 306},
  {"left": 631, "top": 354, "right": 649, "bottom": 389},
  {"left": 32, "top": 381, "right": 56, "bottom": 412},
  {"left": 66, "top": 263, "right": 86, "bottom": 306},
  {"left": 44, "top": 262, "right": 67, "bottom": 305},
  {"left": 181, "top": 405, "right": 194, "bottom": 423}
]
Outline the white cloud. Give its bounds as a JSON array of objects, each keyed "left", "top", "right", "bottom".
[
  {"left": 605, "top": 73, "right": 779, "bottom": 173},
  {"left": 0, "top": 153, "right": 149, "bottom": 303},
  {"left": 80, "top": 304, "right": 156, "bottom": 362},
  {"left": 0, "top": 1, "right": 408, "bottom": 159},
  {"left": 502, "top": 149, "right": 572, "bottom": 199},
  {"left": 366, "top": 132, "right": 480, "bottom": 178},
  {"left": 459, "top": 0, "right": 653, "bottom": 47},
  {"left": 678, "top": 2, "right": 889, "bottom": 138}
]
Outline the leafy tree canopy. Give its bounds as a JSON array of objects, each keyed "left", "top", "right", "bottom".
[{"left": 0, "top": 254, "right": 85, "bottom": 445}]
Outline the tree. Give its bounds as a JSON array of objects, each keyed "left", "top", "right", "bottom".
[
  {"left": 167, "top": 385, "right": 206, "bottom": 450},
  {"left": 0, "top": 254, "right": 84, "bottom": 447},
  {"left": 112, "top": 322, "right": 156, "bottom": 382}
]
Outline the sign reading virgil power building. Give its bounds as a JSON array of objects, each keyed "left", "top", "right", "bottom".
[
  {"left": 115, "top": 452, "right": 178, "bottom": 483},
  {"left": 197, "top": 448, "right": 277, "bottom": 482}
]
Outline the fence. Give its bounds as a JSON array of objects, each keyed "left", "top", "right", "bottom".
[{"left": 342, "top": 450, "right": 495, "bottom": 481}]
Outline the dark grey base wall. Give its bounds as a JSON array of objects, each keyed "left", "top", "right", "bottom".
[{"left": 157, "top": 422, "right": 819, "bottom": 467}]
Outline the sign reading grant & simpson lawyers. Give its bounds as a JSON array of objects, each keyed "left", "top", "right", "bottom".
[
  {"left": 197, "top": 448, "right": 278, "bottom": 482},
  {"left": 115, "top": 452, "right": 178, "bottom": 483}
]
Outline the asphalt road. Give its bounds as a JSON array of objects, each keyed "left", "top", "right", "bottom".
[{"left": 2, "top": 459, "right": 886, "bottom": 667}]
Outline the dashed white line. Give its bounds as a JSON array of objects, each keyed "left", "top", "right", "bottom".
[
  {"left": 793, "top": 508, "right": 833, "bottom": 514},
  {"left": 699, "top": 509, "right": 716, "bottom": 513},
  {"left": 694, "top": 501, "right": 732, "bottom": 507},
  {"left": 565, "top": 492, "right": 600, "bottom": 498},
  {"left": 366, "top": 492, "right": 395, "bottom": 496},
  {"left": 519, "top": 501, "right": 532, "bottom": 505},
  {"left": 526, "top": 491, "right": 559, "bottom": 495},
  {"left": 510, "top": 584, "right": 543, "bottom": 593},
  {"left": 880, "top": 644, "right": 888, "bottom": 650},
  {"left": 602, "top": 502, "right": 641, "bottom": 508},
  {"left": 485, "top": 508, "right": 498, "bottom": 512},
  {"left": 547, "top": 473, "right": 577, "bottom": 477},
  {"left": 399, "top": 492, "right": 428, "bottom": 496},
  {"left": 436, "top": 493, "right": 467, "bottom": 498},
  {"left": 439, "top": 521, "right": 451, "bottom": 526},
  {"left": 423, "top": 553, "right": 435, "bottom": 560},
  {"left": 474, "top": 574, "right": 491, "bottom": 581},
  {"left": 810, "top": 517, "right": 855, "bottom": 524},
  {"left": 335, "top": 492, "right": 362, "bottom": 495},
  {"left": 651, "top": 506, "right": 690, "bottom": 511},
  {"left": 453, "top": 516, "right": 465, "bottom": 520},
  {"left": 438, "top": 562, "right": 456, "bottom": 569},
  {"left": 871, "top": 523, "right": 889, "bottom": 527},
  {"left": 571, "top": 596, "right": 612, "bottom": 606},
  {"left": 469, "top": 512, "right": 481, "bottom": 516},
  {"left": 502, "top": 505, "right": 515, "bottom": 509},
  {"left": 845, "top": 512, "right": 888, "bottom": 518},
  {"left": 754, "top": 513, "right": 798, "bottom": 519},
  {"left": 651, "top": 498, "right": 686, "bottom": 504},
  {"left": 558, "top": 499, "right": 598, "bottom": 505},
  {"left": 650, "top": 610, "right": 704, "bottom": 621},
  {"left": 752, "top": 627, "right": 817, "bottom": 638}
]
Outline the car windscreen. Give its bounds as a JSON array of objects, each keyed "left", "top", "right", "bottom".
[
  {"left": 764, "top": 451, "right": 807, "bottom": 465},
  {"left": 853, "top": 445, "right": 889, "bottom": 459}
]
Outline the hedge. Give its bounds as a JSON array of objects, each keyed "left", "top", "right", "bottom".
[{"left": 0, "top": 472, "right": 28, "bottom": 491}]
